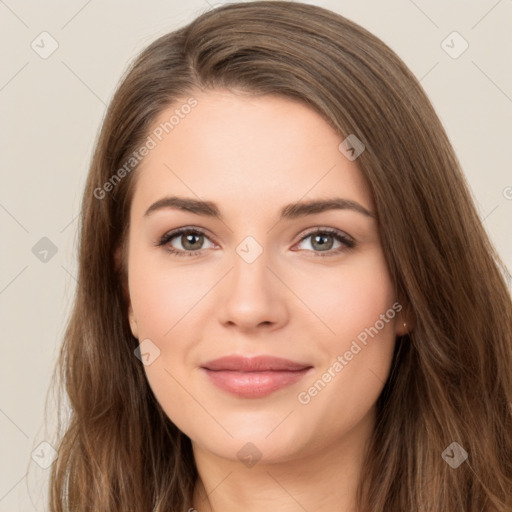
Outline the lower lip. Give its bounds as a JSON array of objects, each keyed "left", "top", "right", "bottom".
[{"left": 201, "top": 368, "right": 312, "bottom": 398}]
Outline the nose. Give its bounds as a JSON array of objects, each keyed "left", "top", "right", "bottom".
[{"left": 216, "top": 244, "right": 289, "bottom": 332}]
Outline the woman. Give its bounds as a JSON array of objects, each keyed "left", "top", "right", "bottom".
[{"left": 48, "top": 1, "right": 512, "bottom": 511}]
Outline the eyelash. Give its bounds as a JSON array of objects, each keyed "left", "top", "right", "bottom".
[{"left": 154, "top": 226, "right": 355, "bottom": 258}]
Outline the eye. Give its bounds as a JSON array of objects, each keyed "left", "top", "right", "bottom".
[
  {"left": 155, "top": 227, "right": 216, "bottom": 257},
  {"left": 293, "top": 228, "right": 355, "bottom": 257},
  {"left": 155, "top": 226, "right": 355, "bottom": 258}
]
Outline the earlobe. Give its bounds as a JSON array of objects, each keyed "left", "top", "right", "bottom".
[
  {"left": 398, "top": 312, "right": 415, "bottom": 336},
  {"left": 394, "top": 298, "right": 415, "bottom": 336},
  {"left": 128, "top": 303, "right": 139, "bottom": 339}
]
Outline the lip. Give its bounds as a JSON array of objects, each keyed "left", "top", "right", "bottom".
[{"left": 200, "top": 355, "right": 313, "bottom": 398}]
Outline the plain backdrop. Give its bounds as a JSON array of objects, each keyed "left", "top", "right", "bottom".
[{"left": 1, "top": 0, "right": 511, "bottom": 510}]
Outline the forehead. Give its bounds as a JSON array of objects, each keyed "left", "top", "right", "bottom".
[{"left": 130, "top": 90, "right": 373, "bottom": 218}]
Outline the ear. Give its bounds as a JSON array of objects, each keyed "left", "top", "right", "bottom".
[
  {"left": 128, "top": 302, "right": 139, "bottom": 340},
  {"left": 114, "top": 246, "right": 139, "bottom": 339},
  {"left": 396, "top": 304, "right": 415, "bottom": 336}
]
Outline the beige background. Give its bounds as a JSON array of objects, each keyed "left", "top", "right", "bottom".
[{"left": 1, "top": 0, "right": 511, "bottom": 510}]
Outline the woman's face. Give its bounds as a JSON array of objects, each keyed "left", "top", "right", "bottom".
[{"left": 126, "top": 89, "right": 404, "bottom": 464}]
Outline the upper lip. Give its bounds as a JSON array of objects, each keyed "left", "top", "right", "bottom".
[{"left": 201, "top": 355, "right": 312, "bottom": 372}]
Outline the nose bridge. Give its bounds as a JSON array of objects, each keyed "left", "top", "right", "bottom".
[
  {"left": 231, "top": 233, "right": 271, "bottom": 290},
  {"left": 215, "top": 231, "right": 288, "bottom": 329}
]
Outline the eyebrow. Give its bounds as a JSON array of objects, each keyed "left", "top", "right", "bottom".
[{"left": 144, "top": 196, "right": 376, "bottom": 220}]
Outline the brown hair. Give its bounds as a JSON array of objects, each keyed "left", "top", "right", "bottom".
[{"left": 48, "top": 1, "right": 512, "bottom": 510}]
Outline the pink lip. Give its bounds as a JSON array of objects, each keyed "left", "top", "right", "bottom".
[{"left": 200, "top": 355, "right": 313, "bottom": 398}]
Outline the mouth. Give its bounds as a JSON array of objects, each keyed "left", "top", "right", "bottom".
[{"left": 200, "top": 355, "right": 313, "bottom": 398}]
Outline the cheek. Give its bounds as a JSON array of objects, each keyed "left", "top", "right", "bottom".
[
  {"left": 127, "top": 253, "right": 199, "bottom": 432},
  {"left": 293, "top": 251, "right": 397, "bottom": 421},
  {"left": 127, "top": 247, "right": 209, "bottom": 406},
  {"left": 128, "top": 247, "right": 205, "bottom": 339},
  {"left": 292, "top": 249, "right": 396, "bottom": 342}
]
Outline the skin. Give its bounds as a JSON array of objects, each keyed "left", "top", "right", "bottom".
[{"left": 126, "top": 89, "right": 409, "bottom": 512}]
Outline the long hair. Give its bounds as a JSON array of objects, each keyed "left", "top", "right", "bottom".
[{"left": 48, "top": 1, "right": 512, "bottom": 510}]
